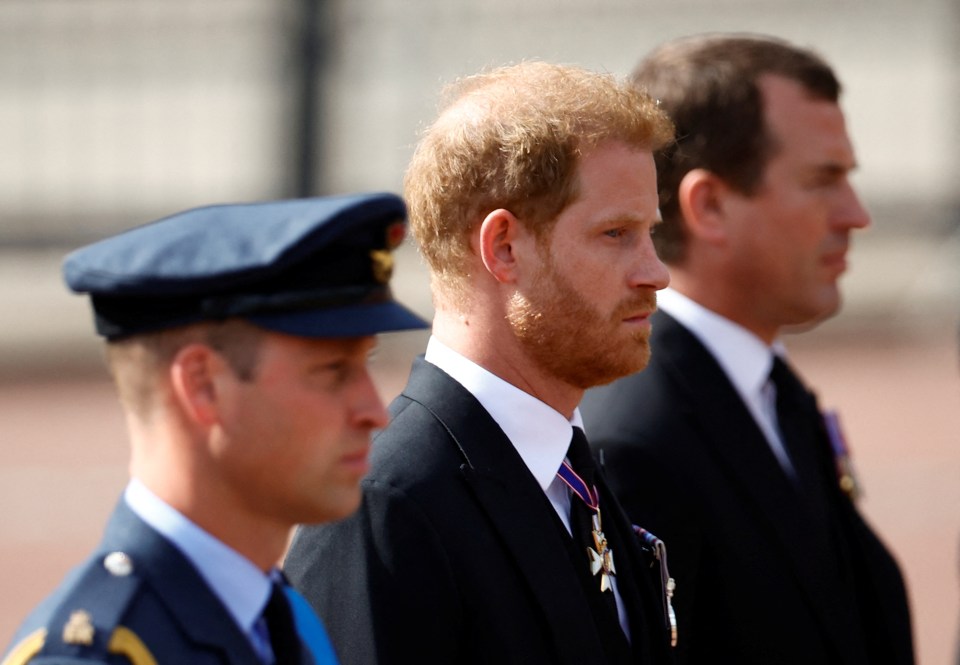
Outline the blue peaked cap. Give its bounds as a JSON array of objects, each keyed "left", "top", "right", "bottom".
[{"left": 63, "top": 192, "right": 429, "bottom": 339}]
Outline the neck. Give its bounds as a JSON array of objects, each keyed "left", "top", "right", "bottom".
[
  {"left": 667, "top": 271, "right": 779, "bottom": 345},
  {"left": 129, "top": 424, "right": 290, "bottom": 572},
  {"left": 432, "top": 309, "right": 582, "bottom": 419}
]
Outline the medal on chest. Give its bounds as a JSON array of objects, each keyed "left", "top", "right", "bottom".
[{"left": 588, "top": 510, "right": 616, "bottom": 592}]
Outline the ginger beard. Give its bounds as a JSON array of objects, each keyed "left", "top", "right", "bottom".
[{"left": 507, "top": 252, "right": 656, "bottom": 390}]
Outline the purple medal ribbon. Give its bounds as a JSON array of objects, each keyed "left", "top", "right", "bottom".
[
  {"left": 557, "top": 457, "right": 619, "bottom": 594},
  {"left": 822, "top": 409, "right": 862, "bottom": 500},
  {"left": 556, "top": 460, "right": 599, "bottom": 512}
]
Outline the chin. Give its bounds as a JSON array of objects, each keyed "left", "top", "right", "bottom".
[
  {"left": 577, "top": 346, "right": 650, "bottom": 389},
  {"left": 782, "top": 296, "right": 842, "bottom": 334},
  {"left": 300, "top": 494, "right": 363, "bottom": 526}
]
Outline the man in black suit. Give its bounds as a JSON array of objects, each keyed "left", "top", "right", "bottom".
[
  {"left": 581, "top": 34, "right": 915, "bottom": 664},
  {"left": 284, "top": 62, "right": 678, "bottom": 664}
]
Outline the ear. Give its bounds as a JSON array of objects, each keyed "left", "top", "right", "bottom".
[
  {"left": 478, "top": 208, "right": 525, "bottom": 284},
  {"left": 168, "top": 343, "right": 222, "bottom": 428},
  {"left": 677, "top": 168, "right": 729, "bottom": 244}
]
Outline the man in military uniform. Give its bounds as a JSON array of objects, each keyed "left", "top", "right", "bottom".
[{"left": 1, "top": 193, "right": 427, "bottom": 664}]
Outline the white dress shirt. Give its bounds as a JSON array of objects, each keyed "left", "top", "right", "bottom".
[
  {"left": 424, "top": 336, "right": 630, "bottom": 637},
  {"left": 124, "top": 479, "right": 274, "bottom": 658},
  {"left": 656, "top": 288, "right": 797, "bottom": 477}
]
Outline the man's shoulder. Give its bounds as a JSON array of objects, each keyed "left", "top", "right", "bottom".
[
  {"left": 582, "top": 357, "right": 688, "bottom": 434},
  {"left": 364, "top": 391, "right": 472, "bottom": 495},
  {"left": 3, "top": 552, "right": 154, "bottom": 665},
  {"left": 581, "top": 335, "right": 710, "bottom": 471}
]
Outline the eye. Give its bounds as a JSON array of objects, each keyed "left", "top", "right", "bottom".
[
  {"left": 603, "top": 227, "right": 626, "bottom": 239},
  {"left": 308, "top": 359, "right": 351, "bottom": 388},
  {"left": 806, "top": 166, "right": 848, "bottom": 190}
]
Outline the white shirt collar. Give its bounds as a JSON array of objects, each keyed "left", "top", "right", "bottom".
[
  {"left": 424, "top": 336, "right": 582, "bottom": 492},
  {"left": 657, "top": 288, "right": 776, "bottom": 399},
  {"left": 124, "top": 479, "right": 271, "bottom": 635}
]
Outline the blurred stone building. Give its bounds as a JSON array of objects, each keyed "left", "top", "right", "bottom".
[{"left": 0, "top": 0, "right": 957, "bottom": 369}]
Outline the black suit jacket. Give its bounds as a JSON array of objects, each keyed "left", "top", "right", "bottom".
[
  {"left": 581, "top": 311, "right": 915, "bottom": 665},
  {"left": 285, "top": 358, "right": 675, "bottom": 665},
  {"left": 4, "top": 500, "right": 320, "bottom": 665}
]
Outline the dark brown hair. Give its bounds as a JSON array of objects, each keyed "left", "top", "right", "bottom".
[{"left": 632, "top": 34, "right": 841, "bottom": 263}]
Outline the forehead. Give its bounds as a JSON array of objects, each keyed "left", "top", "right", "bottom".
[
  {"left": 759, "top": 74, "right": 856, "bottom": 167},
  {"left": 573, "top": 141, "right": 658, "bottom": 209}
]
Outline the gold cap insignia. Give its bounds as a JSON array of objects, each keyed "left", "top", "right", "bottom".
[
  {"left": 370, "top": 249, "right": 394, "bottom": 284},
  {"left": 63, "top": 610, "right": 95, "bottom": 646}
]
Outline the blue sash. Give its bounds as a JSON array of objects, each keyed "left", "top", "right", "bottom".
[{"left": 284, "top": 586, "right": 339, "bottom": 665}]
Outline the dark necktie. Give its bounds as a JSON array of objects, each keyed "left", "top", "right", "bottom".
[
  {"left": 769, "top": 355, "right": 838, "bottom": 528},
  {"left": 262, "top": 581, "right": 303, "bottom": 665},
  {"left": 769, "top": 356, "right": 876, "bottom": 657},
  {"left": 563, "top": 427, "right": 623, "bottom": 627}
]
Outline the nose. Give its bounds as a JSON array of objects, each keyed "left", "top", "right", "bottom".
[
  {"left": 353, "top": 368, "right": 390, "bottom": 431},
  {"left": 833, "top": 182, "right": 871, "bottom": 232},
  {"left": 630, "top": 235, "right": 671, "bottom": 291}
]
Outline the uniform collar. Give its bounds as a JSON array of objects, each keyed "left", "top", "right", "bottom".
[{"left": 124, "top": 479, "right": 272, "bottom": 636}]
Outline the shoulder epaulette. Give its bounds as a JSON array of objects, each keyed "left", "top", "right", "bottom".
[{"left": 2, "top": 551, "right": 157, "bottom": 665}]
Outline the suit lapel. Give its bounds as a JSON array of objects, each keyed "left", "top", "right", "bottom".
[
  {"left": 400, "top": 359, "right": 608, "bottom": 665},
  {"left": 102, "top": 502, "right": 266, "bottom": 665},
  {"left": 652, "top": 313, "right": 854, "bottom": 646}
]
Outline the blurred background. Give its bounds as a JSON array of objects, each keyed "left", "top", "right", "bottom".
[{"left": 0, "top": 0, "right": 957, "bottom": 662}]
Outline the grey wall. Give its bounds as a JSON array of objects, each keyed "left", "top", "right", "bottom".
[{"left": 0, "top": 0, "right": 957, "bottom": 374}]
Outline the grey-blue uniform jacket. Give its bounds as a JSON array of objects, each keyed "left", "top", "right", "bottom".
[{"left": 2, "top": 500, "right": 329, "bottom": 665}]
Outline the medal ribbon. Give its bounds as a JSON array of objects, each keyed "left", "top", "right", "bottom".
[
  {"left": 822, "top": 409, "right": 861, "bottom": 499},
  {"left": 556, "top": 460, "right": 599, "bottom": 512}
]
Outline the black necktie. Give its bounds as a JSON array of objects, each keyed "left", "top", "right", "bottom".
[
  {"left": 565, "top": 427, "right": 623, "bottom": 626},
  {"left": 769, "top": 355, "right": 836, "bottom": 518},
  {"left": 769, "top": 356, "right": 867, "bottom": 637},
  {"left": 263, "top": 582, "right": 303, "bottom": 664}
]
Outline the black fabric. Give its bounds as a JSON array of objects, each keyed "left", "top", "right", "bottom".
[
  {"left": 770, "top": 356, "right": 875, "bottom": 658},
  {"left": 263, "top": 583, "right": 303, "bottom": 665},
  {"left": 580, "top": 311, "right": 915, "bottom": 664},
  {"left": 769, "top": 356, "right": 834, "bottom": 513},
  {"left": 284, "top": 358, "right": 675, "bottom": 665},
  {"left": 565, "top": 428, "right": 631, "bottom": 663}
]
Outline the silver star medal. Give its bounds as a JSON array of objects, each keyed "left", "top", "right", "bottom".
[{"left": 587, "top": 511, "right": 616, "bottom": 592}]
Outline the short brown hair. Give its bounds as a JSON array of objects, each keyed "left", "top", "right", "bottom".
[
  {"left": 105, "top": 319, "right": 265, "bottom": 420},
  {"left": 404, "top": 61, "right": 674, "bottom": 302},
  {"left": 632, "top": 34, "right": 841, "bottom": 263}
]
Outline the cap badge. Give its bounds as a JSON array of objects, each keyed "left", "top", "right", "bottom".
[
  {"left": 370, "top": 249, "right": 394, "bottom": 284},
  {"left": 63, "top": 610, "right": 95, "bottom": 646}
]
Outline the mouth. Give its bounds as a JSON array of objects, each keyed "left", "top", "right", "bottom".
[
  {"left": 340, "top": 446, "right": 371, "bottom": 475},
  {"left": 622, "top": 309, "right": 655, "bottom": 325},
  {"left": 821, "top": 250, "right": 848, "bottom": 274}
]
